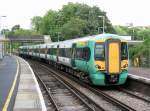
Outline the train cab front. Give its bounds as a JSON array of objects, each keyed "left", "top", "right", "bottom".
[{"left": 93, "top": 38, "right": 128, "bottom": 85}]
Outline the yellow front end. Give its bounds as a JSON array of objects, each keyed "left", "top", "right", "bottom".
[
  {"left": 108, "top": 42, "right": 120, "bottom": 74},
  {"left": 94, "top": 39, "right": 128, "bottom": 85}
]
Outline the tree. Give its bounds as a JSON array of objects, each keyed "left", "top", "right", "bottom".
[
  {"left": 114, "top": 26, "right": 129, "bottom": 35},
  {"left": 1, "top": 29, "right": 9, "bottom": 35},
  {"left": 61, "top": 3, "right": 116, "bottom": 35},
  {"left": 31, "top": 16, "right": 42, "bottom": 32},
  {"left": 6, "top": 25, "right": 40, "bottom": 38},
  {"left": 137, "top": 29, "right": 150, "bottom": 40},
  {"left": 41, "top": 10, "right": 58, "bottom": 34},
  {"left": 61, "top": 18, "right": 87, "bottom": 39},
  {"left": 31, "top": 2, "right": 116, "bottom": 41},
  {"left": 11, "top": 25, "right": 20, "bottom": 32}
]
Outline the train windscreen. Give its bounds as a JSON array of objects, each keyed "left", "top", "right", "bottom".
[
  {"left": 121, "top": 42, "right": 128, "bottom": 60},
  {"left": 95, "top": 43, "right": 105, "bottom": 60}
]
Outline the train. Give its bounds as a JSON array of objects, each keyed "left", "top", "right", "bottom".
[{"left": 19, "top": 34, "right": 129, "bottom": 86}]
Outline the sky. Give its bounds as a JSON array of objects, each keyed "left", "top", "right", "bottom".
[{"left": 0, "top": 0, "right": 150, "bottom": 29}]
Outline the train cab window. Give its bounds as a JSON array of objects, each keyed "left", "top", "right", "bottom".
[
  {"left": 95, "top": 43, "right": 105, "bottom": 60},
  {"left": 121, "top": 42, "right": 128, "bottom": 60}
]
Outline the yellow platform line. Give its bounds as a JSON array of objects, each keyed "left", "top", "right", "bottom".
[{"left": 2, "top": 57, "right": 19, "bottom": 111}]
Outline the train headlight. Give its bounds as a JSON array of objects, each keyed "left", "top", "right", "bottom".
[
  {"left": 123, "top": 64, "right": 128, "bottom": 68},
  {"left": 96, "top": 65, "right": 101, "bottom": 69},
  {"left": 95, "top": 64, "right": 105, "bottom": 71}
]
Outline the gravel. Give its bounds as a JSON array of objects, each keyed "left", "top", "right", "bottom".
[
  {"left": 57, "top": 73, "right": 122, "bottom": 111},
  {"left": 103, "top": 89, "right": 150, "bottom": 111}
]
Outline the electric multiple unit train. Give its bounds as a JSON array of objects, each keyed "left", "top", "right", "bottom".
[{"left": 19, "top": 34, "right": 129, "bottom": 86}]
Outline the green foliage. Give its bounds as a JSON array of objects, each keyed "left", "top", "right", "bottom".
[
  {"left": 129, "top": 38, "right": 150, "bottom": 60},
  {"left": 137, "top": 29, "right": 150, "bottom": 40},
  {"left": 6, "top": 25, "right": 40, "bottom": 38},
  {"left": 61, "top": 18, "right": 87, "bottom": 39},
  {"left": 1, "top": 29, "right": 9, "bottom": 35},
  {"left": 114, "top": 26, "right": 129, "bottom": 35},
  {"left": 31, "top": 2, "right": 116, "bottom": 41},
  {"left": 11, "top": 25, "right": 20, "bottom": 32},
  {"left": 31, "top": 16, "right": 42, "bottom": 32}
]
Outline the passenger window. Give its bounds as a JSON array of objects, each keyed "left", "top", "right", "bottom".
[{"left": 75, "top": 48, "right": 90, "bottom": 61}]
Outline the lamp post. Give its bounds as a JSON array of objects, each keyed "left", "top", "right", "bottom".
[
  {"left": 0, "top": 16, "right": 7, "bottom": 58},
  {"left": 98, "top": 15, "right": 105, "bottom": 34},
  {"left": 0, "top": 16, "right": 7, "bottom": 34},
  {"left": 127, "top": 23, "right": 135, "bottom": 40}
]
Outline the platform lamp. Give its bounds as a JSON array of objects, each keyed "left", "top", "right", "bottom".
[
  {"left": 0, "top": 16, "right": 7, "bottom": 58},
  {"left": 0, "top": 16, "right": 7, "bottom": 32},
  {"left": 0, "top": 16, "right": 6, "bottom": 58},
  {"left": 98, "top": 15, "right": 105, "bottom": 34}
]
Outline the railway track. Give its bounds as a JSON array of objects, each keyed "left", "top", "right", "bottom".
[
  {"left": 29, "top": 60, "right": 150, "bottom": 111},
  {"left": 30, "top": 60, "right": 105, "bottom": 111},
  {"left": 29, "top": 60, "right": 138, "bottom": 111},
  {"left": 117, "top": 87, "right": 150, "bottom": 103}
]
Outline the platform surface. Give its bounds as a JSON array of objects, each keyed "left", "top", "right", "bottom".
[
  {"left": 14, "top": 57, "right": 46, "bottom": 111},
  {"left": 0, "top": 56, "right": 17, "bottom": 110},
  {"left": 129, "top": 67, "right": 150, "bottom": 79},
  {"left": 129, "top": 67, "right": 150, "bottom": 83}
]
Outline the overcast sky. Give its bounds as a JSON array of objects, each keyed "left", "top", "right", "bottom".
[{"left": 0, "top": 0, "right": 150, "bottom": 29}]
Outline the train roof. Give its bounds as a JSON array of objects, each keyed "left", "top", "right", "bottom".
[
  {"left": 20, "top": 34, "right": 127, "bottom": 49},
  {"left": 57, "top": 33, "right": 125, "bottom": 43}
]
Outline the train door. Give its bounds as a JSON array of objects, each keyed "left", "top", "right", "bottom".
[
  {"left": 57, "top": 45, "right": 59, "bottom": 62},
  {"left": 45, "top": 46, "right": 48, "bottom": 59},
  {"left": 39, "top": 46, "right": 40, "bottom": 57},
  {"left": 106, "top": 39, "right": 121, "bottom": 74},
  {"left": 71, "top": 43, "right": 76, "bottom": 68}
]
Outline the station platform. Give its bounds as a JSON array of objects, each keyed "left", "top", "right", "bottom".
[
  {"left": 0, "top": 56, "right": 47, "bottom": 111},
  {"left": 128, "top": 67, "right": 150, "bottom": 84},
  {"left": 0, "top": 56, "right": 17, "bottom": 110}
]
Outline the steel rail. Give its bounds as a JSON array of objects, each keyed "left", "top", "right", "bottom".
[
  {"left": 89, "top": 87, "right": 136, "bottom": 111},
  {"left": 38, "top": 63, "right": 105, "bottom": 111},
  {"left": 31, "top": 63, "right": 60, "bottom": 111},
  {"left": 37, "top": 61, "right": 137, "bottom": 111},
  {"left": 118, "top": 87, "right": 150, "bottom": 103},
  {"left": 30, "top": 61, "right": 104, "bottom": 111}
]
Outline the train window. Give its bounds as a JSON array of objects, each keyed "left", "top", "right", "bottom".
[
  {"left": 53, "top": 48, "right": 57, "bottom": 55},
  {"left": 59, "top": 48, "right": 71, "bottom": 58},
  {"left": 66, "top": 48, "right": 71, "bottom": 58},
  {"left": 95, "top": 43, "right": 105, "bottom": 60},
  {"left": 83, "top": 48, "right": 90, "bottom": 61},
  {"left": 75, "top": 47, "right": 90, "bottom": 61},
  {"left": 121, "top": 42, "right": 128, "bottom": 60},
  {"left": 75, "top": 48, "right": 82, "bottom": 59},
  {"left": 59, "top": 48, "right": 64, "bottom": 57},
  {"left": 34, "top": 49, "right": 39, "bottom": 53},
  {"left": 47, "top": 48, "right": 51, "bottom": 54},
  {"left": 40, "top": 48, "right": 47, "bottom": 54}
]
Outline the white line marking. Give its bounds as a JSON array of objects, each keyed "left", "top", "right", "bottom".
[{"left": 128, "top": 73, "right": 150, "bottom": 83}]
